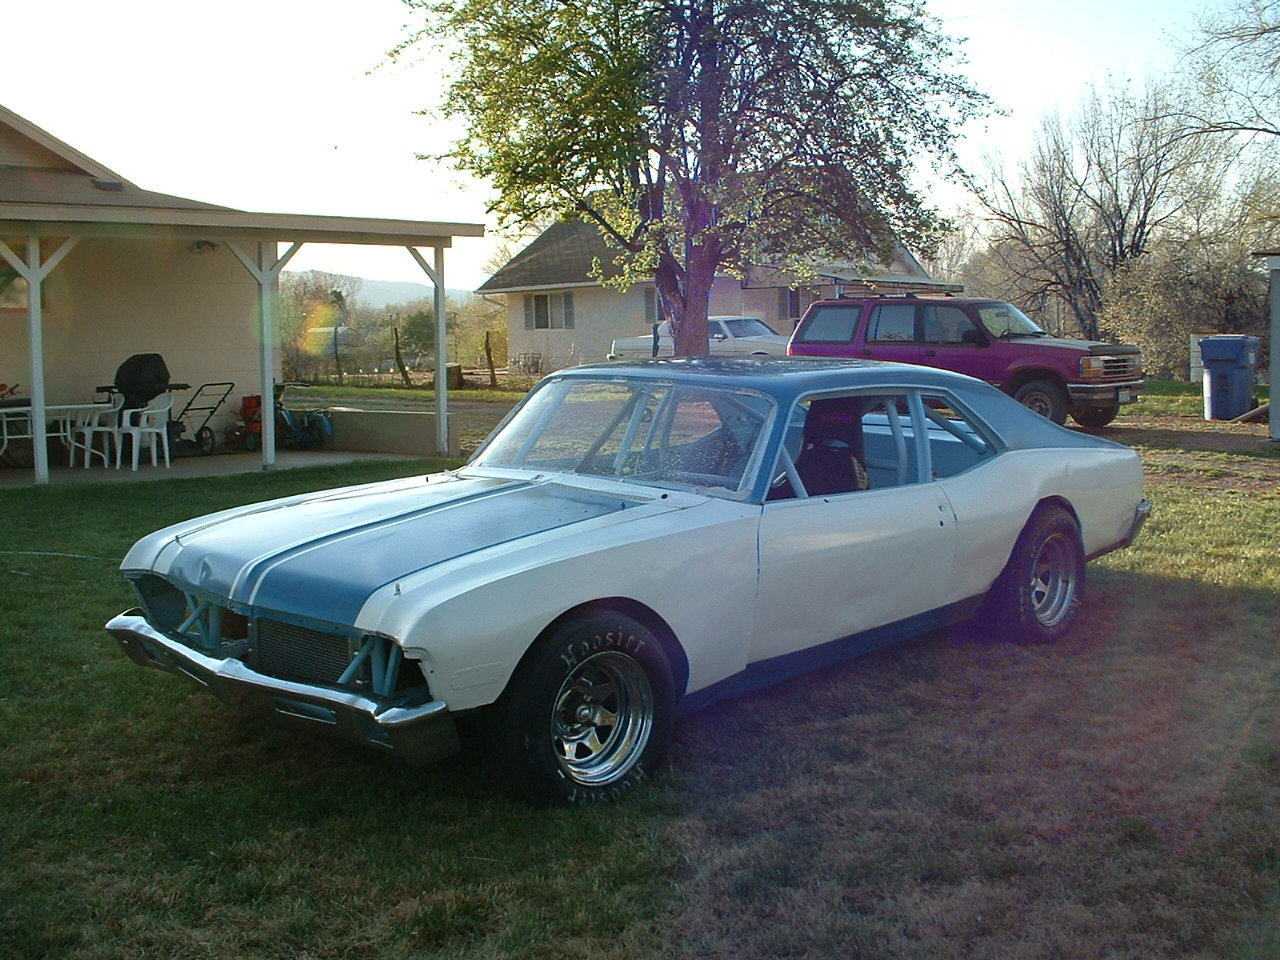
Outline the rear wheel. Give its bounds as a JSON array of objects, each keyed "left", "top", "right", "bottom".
[
  {"left": 1071, "top": 405, "right": 1119, "bottom": 428},
  {"left": 488, "top": 610, "right": 675, "bottom": 805},
  {"left": 195, "top": 425, "right": 216, "bottom": 454},
  {"left": 982, "top": 506, "right": 1084, "bottom": 644},
  {"left": 1013, "top": 379, "right": 1069, "bottom": 425},
  {"left": 244, "top": 431, "right": 260, "bottom": 452}
]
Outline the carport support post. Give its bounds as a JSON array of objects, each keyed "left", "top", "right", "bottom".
[
  {"left": 0, "top": 235, "right": 79, "bottom": 484},
  {"left": 406, "top": 245, "right": 449, "bottom": 455},
  {"left": 1269, "top": 257, "right": 1279, "bottom": 442},
  {"left": 227, "top": 241, "right": 303, "bottom": 469}
]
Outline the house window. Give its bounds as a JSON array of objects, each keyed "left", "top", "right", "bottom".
[
  {"left": 644, "top": 286, "right": 659, "bottom": 325},
  {"left": 786, "top": 286, "right": 818, "bottom": 322},
  {"left": 523, "top": 292, "right": 575, "bottom": 330}
]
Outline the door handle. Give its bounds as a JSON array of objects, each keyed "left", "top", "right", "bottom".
[{"left": 924, "top": 350, "right": 937, "bottom": 357}]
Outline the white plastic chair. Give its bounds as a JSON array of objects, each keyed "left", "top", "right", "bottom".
[
  {"left": 117, "top": 393, "right": 173, "bottom": 470},
  {"left": 78, "top": 394, "right": 124, "bottom": 467}
]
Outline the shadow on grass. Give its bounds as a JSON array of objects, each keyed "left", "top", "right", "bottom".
[
  {"left": 1114, "top": 424, "right": 1279, "bottom": 458},
  {"left": 660, "top": 567, "right": 1280, "bottom": 960}
]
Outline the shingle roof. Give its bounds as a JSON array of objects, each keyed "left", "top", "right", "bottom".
[
  {"left": 478, "top": 220, "right": 620, "bottom": 292},
  {"left": 478, "top": 219, "right": 953, "bottom": 293}
]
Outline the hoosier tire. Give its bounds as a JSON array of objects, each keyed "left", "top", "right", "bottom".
[
  {"left": 982, "top": 506, "right": 1085, "bottom": 644},
  {"left": 489, "top": 611, "right": 676, "bottom": 805}
]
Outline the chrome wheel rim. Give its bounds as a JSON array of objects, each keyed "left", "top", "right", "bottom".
[
  {"left": 1021, "top": 391, "right": 1053, "bottom": 418},
  {"left": 1029, "top": 532, "right": 1077, "bottom": 627},
  {"left": 551, "top": 651, "right": 653, "bottom": 786}
]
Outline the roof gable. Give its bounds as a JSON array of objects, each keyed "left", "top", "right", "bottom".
[
  {"left": 479, "top": 219, "right": 947, "bottom": 293},
  {"left": 0, "top": 105, "right": 125, "bottom": 180}
]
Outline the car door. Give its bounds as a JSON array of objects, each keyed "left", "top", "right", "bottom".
[
  {"left": 751, "top": 390, "right": 957, "bottom": 665},
  {"left": 913, "top": 391, "right": 1027, "bottom": 603},
  {"left": 857, "top": 302, "right": 924, "bottom": 365},
  {"left": 708, "top": 320, "right": 735, "bottom": 355},
  {"left": 917, "top": 303, "right": 1003, "bottom": 384}
]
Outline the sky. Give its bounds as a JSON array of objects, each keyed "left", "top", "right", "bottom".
[{"left": 3, "top": 0, "right": 1210, "bottom": 289}]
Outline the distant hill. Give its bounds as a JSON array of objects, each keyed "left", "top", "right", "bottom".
[{"left": 283, "top": 270, "right": 473, "bottom": 310}]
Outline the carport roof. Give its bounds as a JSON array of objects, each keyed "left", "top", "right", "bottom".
[{"left": 0, "top": 105, "right": 483, "bottom": 247}]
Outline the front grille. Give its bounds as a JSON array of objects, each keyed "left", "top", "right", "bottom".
[
  {"left": 255, "top": 619, "right": 353, "bottom": 684},
  {"left": 1100, "top": 356, "right": 1139, "bottom": 380}
]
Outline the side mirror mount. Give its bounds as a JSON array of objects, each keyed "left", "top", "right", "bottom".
[{"left": 961, "top": 328, "right": 988, "bottom": 347}]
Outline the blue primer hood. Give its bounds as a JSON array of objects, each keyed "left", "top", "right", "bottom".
[{"left": 125, "top": 475, "right": 641, "bottom": 627}]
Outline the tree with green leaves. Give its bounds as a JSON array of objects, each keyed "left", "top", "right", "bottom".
[{"left": 400, "top": 0, "right": 985, "bottom": 355}]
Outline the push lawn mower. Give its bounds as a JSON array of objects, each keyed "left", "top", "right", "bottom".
[{"left": 96, "top": 354, "right": 234, "bottom": 458}]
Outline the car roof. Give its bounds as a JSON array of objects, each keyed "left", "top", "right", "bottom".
[
  {"left": 555, "top": 356, "right": 987, "bottom": 404},
  {"left": 806, "top": 295, "right": 1008, "bottom": 308}
]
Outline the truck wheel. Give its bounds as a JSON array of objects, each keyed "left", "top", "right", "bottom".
[
  {"left": 1013, "top": 380, "right": 1069, "bottom": 425},
  {"left": 982, "top": 506, "right": 1084, "bottom": 644},
  {"left": 489, "top": 610, "right": 675, "bottom": 805},
  {"left": 1071, "top": 405, "right": 1119, "bottom": 429}
]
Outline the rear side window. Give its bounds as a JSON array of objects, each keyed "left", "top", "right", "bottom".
[
  {"left": 795, "top": 305, "right": 861, "bottom": 343},
  {"left": 867, "top": 304, "right": 917, "bottom": 342},
  {"left": 920, "top": 395, "right": 995, "bottom": 479}
]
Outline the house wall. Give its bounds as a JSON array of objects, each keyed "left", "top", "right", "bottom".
[
  {"left": 0, "top": 236, "right": 274, "bottom": 436},
  {"left": 506, "top": 284, "right": 647, "bottom": 372},
  {"left": 503, "top": 278, "right": 850, "bottom": 370}
]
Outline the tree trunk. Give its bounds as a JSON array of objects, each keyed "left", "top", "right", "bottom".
[
  {"left": 392, "top": 326, "right": 413, "bottom": 387},
  {"left": 483, "top": 330, "right": 497, "bottom": 387},
  {"left": 654, "top": 242, "right": 719, "bottom": 357}
]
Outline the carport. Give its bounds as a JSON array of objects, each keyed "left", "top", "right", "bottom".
[{"left": 0, "top": 104, "right": 483, "bottom": 483}]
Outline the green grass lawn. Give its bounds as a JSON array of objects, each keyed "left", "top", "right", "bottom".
[{"left": 2, "top": 408, "right": 1277, "bottom": 958}]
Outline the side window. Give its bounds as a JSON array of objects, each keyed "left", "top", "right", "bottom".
[
  {"left": 644, "top": 286, "right": 659, "bottom": 325},
  {"left": 657, "top": 388, "right": 769, "bottom": 490},
  {"left": 795, "top": 305, "right": 860, "bottom": 343},
  {"left": 768, "top": 392, "right": 917, "bottom": 500},
  {"left": 920, "top": 395, "right": 995, "bottom": 479},
  {"left": 867, "top": 304, "right": 917, "bottom": 342},
  {"left": 921, "top": 305, "right": 978, "bottom": 344},
  {"left": 523, "top": 292, "right": 573, "bottom": 330}
]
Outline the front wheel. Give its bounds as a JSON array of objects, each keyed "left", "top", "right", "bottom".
[
  {"left": 1013, "top": 379, "right": 1069, "bottom": 425},
  {"left": 982, "top": 506, "right": 1085, "bottom": 644},
  {"left": 1071, "top": 405, "right": 1119, "bottom": 429},
  {"left": 489, "top": 611, "right": 675, "bottom": 804}
]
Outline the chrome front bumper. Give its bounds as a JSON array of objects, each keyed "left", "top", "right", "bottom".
[
  {"left": 1125, "top": 498, "right": 1153, "bottom": 546},
  {"left": 106, "top": 610, "right": 459, "bottom": 765},
  {"left": 1067, "top": 380, "right": 1144, "bottom": 405}
]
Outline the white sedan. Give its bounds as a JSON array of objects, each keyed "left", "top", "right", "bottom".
[
  {"left": 107, "top": 358, "right": 1150, "bottom": 804},
  {"left": 608, "top": 316, "right": 791, "bottom": 359}
]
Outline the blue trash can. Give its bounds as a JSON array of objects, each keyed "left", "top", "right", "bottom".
[{"left": 1199, "top": 335, "right": 1261, "bottom": 420}]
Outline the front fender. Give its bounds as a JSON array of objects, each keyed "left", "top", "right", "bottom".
[{"left": 355, "top": 499, "right": 762, "bottom": 711}]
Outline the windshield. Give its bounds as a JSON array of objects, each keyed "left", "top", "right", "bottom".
[
  {"left": 975, "top": 302, "right": 1046, "bottom": 337},
  {"left": 721, "top": 317, "right": 777, "bottom": 338},
  {"left": 472, "top": 379, "right": 774, "bottom": 497}
]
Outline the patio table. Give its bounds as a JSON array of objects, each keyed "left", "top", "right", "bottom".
[{"left": 0, "top": 401, "right": 115, "bottom": 464}]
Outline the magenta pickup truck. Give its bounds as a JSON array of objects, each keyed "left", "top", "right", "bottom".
[{"left": 788, "top": 296, "right": 1143, "bottom": 427}]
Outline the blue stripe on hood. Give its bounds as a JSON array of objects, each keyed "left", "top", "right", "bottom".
[{"left": 162, "top": 477, "right": 636, "bottom": 625}]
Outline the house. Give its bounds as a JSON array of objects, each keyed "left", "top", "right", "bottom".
[
  {"left": 0, "top": 104, "right": 482, "bottom": 481},
  {"left": 479, "top": 220, "right": 961, "bottom": 372}
]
